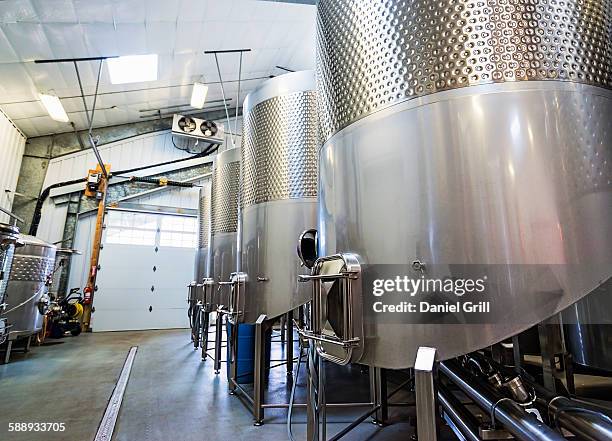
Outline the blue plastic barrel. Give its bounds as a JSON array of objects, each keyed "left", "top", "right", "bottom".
[{"left": 226, "top": 323, "right": 272, "bottom": 383}]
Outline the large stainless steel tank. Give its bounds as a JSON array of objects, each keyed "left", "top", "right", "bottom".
[
  {"left": 195, "top": 182, "right": 212, "bottom": 283},
  {"left": 0, "top": 223, "right": 20, "bottom": 342},
  {"left": 314, "top": 0, "right": 612, "bottom": 368},
  {"left": 237, "top": 71, "right": 318, "bottom": 323},
  {"left": 5, "top": 235, "right": 56, "bottom": 339},
  {"left": 210, "top": 147, "right": 240, "bottom": 306}
]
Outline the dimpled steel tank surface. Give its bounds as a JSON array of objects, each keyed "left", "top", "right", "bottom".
[
  {"left": 316, "top": 0, "right": 612, "bottom": 368},
  {"left": 196, "top": 183, "right": 212, "bottom": 283},
  {"left": 0, "top": 224, "right": 20, "bottom": 341},
  {"left": 238, "top": 71, "right": 318, "bottom": 323},
  {"left": 210, "top": 148, "right": 240, "bottom": 306}
]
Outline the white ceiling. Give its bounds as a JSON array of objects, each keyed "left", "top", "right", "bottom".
[{"left": 0, "top": 0, "right": 316, "bottom": 137}]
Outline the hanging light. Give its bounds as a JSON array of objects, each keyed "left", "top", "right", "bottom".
[
  {"left": 39, "top": 93, "right": 69, "bottom": 122},
  {"left": 190, "top": 82, "right": 209, "bottom": 109}
]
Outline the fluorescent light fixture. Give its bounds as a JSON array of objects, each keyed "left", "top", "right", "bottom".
[
  {"left": 107, "top": 54, "right": 158, "bottom": 84},
  {"left": 190, "top": 82, "right": 209, "bottom": 109},
  {"left": 39, "top": 93, "right": 69, "bottom": 122}
]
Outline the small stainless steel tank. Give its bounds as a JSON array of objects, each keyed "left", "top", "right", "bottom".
[
  {"left": 195, "top": 182, "right": 212, "bottom": 283},
  {"left": 312, "top": 0, "right": 612, "bottom": 368},
  {"left": 236, "top": 71, "right": 318, "bottom": 323},
  {"left": 0, "top": 223, "right": 20, "bottom": 343},
  {"left": 5, "top": 235, "right": 56, "bottom": 339},
  {"left": 210, "top": 147, "right": 241, "bottom": 306},
  {"left": 563, "top": 288, "right": 612, "bottom": 374}
]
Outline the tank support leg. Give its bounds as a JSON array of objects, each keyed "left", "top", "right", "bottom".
[
  {"left": 228, "top": 313, "right": 238, "bottom": 393},
  {"left": 192, "top": 306, "right": 200, "bottom": 349},
  {"left": 286, "top": 310, "right": 294, "bottom": 376},
  {"left": 215, "top": 310, "right": 224, "bottom": 375},
  {"left": 201, "top": 308, "right": 210, "bottom": 360},
  {"left": 538, "top": 317, "right": 560, "bottom": 393},
  {"left": 414, "top": 346, "right": 438, "bottom": 441},
  {"left": 253, "top": 314, "right": 268, "bottom": 425},
  {"left": 3, "top": 339, "right": 12, "bottom": 364},
  {"left": 369, "top": 367, "right": 388, "bottom": 426},
  {"left": 512, "top": 335, "right": 523, "bottom": 373}
]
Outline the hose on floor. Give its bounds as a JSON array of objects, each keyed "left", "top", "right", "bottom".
[
  {"left": 287, "top": 340, "right": 305, "bottom": 441},
  {"left": 307, "top": 342, "right": 321, "bottom": 441}
]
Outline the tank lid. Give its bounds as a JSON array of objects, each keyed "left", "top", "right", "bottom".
[
  {"left": 0, "top": 223, "right": 20, "bottom": 238},
  {"left": 243, "top": 70, "right": 315, "bottom": 114},
  {"left": 18, "top": 234, "right": 57, "bottom": 249},
  {"left": 57, "top": 248, "right": 82, "bottom": 255}
]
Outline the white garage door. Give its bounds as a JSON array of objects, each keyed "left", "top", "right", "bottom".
[{"left": 91, "top": 209, "right": 196, "bottom": 332}]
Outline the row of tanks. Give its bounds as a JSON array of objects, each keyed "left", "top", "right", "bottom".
[
  {"left": 190, "top": 72, "right": 319, "bottom": 384},
  {"left": 190, "top": 0, "right": 612, "bottom": 435}
]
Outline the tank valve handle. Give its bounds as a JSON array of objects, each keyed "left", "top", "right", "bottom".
[{"left": 412, "top": 260, "right": 427, "bottom": 274}]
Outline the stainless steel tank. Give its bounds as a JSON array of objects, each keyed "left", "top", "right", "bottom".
[
  {"left": 195, "top": 182, "right": 212, "bottom": 283},
  {"left": 562, "top": 288, "right": 612, "bottom": 374},
  {"left": 210, "top": 147, "right": 241, "bottom": 306},
  {"left": 0, "top": 223, "right": 20, "bottom": 343},
  {"left": 236, "top": 71, "right": 318, "bottom": 323},
  {"left": 313, "top": 0, "right": 612, "bottom": 368},
  {"left": 4, "top": 235, "right": 56, "bottom": 339}
]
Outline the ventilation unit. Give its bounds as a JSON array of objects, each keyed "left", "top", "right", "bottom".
[{"left": 171, "top": 114, "right": 225, "bottom": 154}]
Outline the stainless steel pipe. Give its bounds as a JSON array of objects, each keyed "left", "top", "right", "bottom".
[
  {"left": 437, "top": 383, "right": 480, "bottom": 441},
  {"left": 439, "top": 361, "right": 565, "bottom": 441},
  {"left": 527, "top": 378, "right": 612, "bottom": 441}
]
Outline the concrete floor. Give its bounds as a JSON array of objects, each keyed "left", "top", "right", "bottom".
[{"left": 0, "top": 329, "right": 441, "bottom": 441}]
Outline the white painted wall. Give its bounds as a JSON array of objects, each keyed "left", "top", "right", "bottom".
[{"left": 0, "top": 109, "right": 26, "bottom": 224}]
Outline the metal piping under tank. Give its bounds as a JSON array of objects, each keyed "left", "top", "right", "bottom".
[
  {"left": 311, "top": 0, "right": 612, "bottom": 368},
  {"left": 236, "top": 70, "right": 318, "bottom": 323},
  {"left": 439, "top": 360, "right": 567, "bottom": 441}
]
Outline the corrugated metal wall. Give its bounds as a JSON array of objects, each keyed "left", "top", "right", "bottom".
[
  {"left": 42, "top": 130, "right": 187, "bottom": 189},
  {"left": 42, "top": 117, "right": 241, "bottom": 189},
  {"left": 0, "top": 109, "right": 26, "bottom": 224},
  {"left": 37, "top": 119, "right": 237, "bottom": 243},
  {"left": 37, "top": 130, "right": 197, "bottom": 243},
  {"left": 124, "top": 176, "right": 208, "bottom": 208}
]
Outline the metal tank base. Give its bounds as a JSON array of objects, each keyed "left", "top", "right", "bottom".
[
  {"left": 1, "top": 331, "right": 35, "bottom": 364},
  {"left": 318, "top": 81, "right": 612, "bottom": 368},
  {"left": 239, "top": 199, "right": 317, "bottom": 323}
]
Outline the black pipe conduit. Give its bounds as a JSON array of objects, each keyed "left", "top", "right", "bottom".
[
  {"left": 29, "top": 147, "right": 217, "bottom": 236},
  {"left": 128, "top": 177, "right": 195, "bottom": 188}
]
